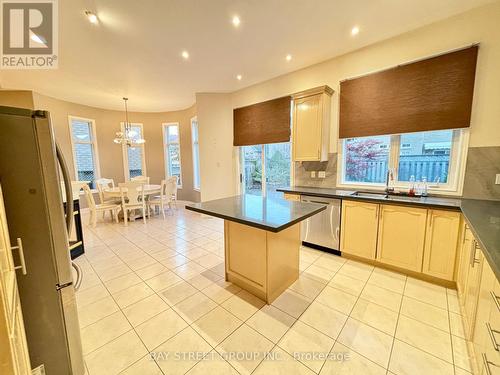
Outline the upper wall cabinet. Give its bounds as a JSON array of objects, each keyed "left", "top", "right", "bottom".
[{"left": 292, "top": 85, "right": 333, "bottom": 162}]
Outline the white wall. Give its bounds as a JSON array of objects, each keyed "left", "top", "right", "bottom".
[
  {"left": 231, "top": 1, "right": 500, "bottom": 150},
  {"left": 193, "top": 2, "right": 500, "bottom": 201},
  {"left": 196, "top": 93, "right": 237, "bottom": 201}
]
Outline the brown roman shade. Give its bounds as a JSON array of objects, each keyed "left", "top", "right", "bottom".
[
  {"left": 339, "top": 45, "right": 478, "bottom": 139},
  {"left": 233, "top": 96, "right": 291, "bottom": 146}
]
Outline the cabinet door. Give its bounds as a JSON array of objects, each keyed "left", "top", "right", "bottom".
[
  {"left": 457, "top": 224, "right": 473, "bottom": 300},
  {"left": 283, "top": 193, "right": 301, "bottom": 202},
  {"left": 292, "top": 95, "right": 322, "bottom": 161},
  {"left": 422, "top": 209, "right": 460, "bottom": 281},
  {"left": 473, "top": 260, "right": 496, "bottom": 373},
  {"left": 484, "top": 280, "right": 500, "bottom": 372},
  {"left": 340, "top": 200, "right": 378, "bottom": 260},
  {"left": 377, "top": 205, "right": 427, "bottom": 272},
  {"left": 464, "top": 241, "right": 484, "bottom": 339}
]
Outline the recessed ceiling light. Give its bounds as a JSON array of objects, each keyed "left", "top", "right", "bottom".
[
  {"left": 232, "top": 15, "right": 241, "bottom": 27},
  {"left": 286, "top": 54, "right": 292, "bottom": 62},
  {"left": 85, "top": 11, "right": 98, "bottom": 24},
  {"left": 351, "top": 26, "right": 360, "bottom": 36},
  {"left": 181, "top": 50, "right": 189, "bottom": 60},
  {"left": 236, "top": 74, "right": 242, "bottom": 81}
]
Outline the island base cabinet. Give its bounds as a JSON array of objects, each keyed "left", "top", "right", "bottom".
[
  {"left": 340, "top": 200, "right": 378, "bottom": 260},
  {"left": 376, "top": 205, "right": 427, "bottom": 272},
  {"left": 422, "top": 210, "right": 461, "bottom": 281},
  {"left": 224, "top": 220, "right": 300, "bottom": 303}
]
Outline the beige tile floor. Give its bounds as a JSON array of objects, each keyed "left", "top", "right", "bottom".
[{"left": 75, "top": 205, "right": 472, "bottom": 375}]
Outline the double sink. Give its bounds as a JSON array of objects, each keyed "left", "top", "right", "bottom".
[{"left": 350, "top": 191, "right": 423, "bottom": 202}]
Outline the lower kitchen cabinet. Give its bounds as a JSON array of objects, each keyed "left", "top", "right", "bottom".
[
  {"left": 422, "top": 209, "right": 461, "bottom": 281},
  {"left": 464, "top": 240, "right": 484, "bottom": 339},
  {"left": 376, "top": 204, "right": 427, "bottom": 272},
  {"left": 283, "top": 193, "right": 301, "bottom": 202},
  {"left": 340, "top": 200, "right": 378, "bottom": 260},
  {"left": 472, "top": 259, "right": 498, "bottom": 374},
  {"left": 458, "top": 224, "right": 475, "bottom": 300}
]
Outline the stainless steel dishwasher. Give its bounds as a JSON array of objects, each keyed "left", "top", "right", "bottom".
[{"left": 300, "top": 195, "right": 341, "bottom": 252}]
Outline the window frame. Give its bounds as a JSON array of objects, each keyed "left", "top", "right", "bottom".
[
  {"left": 191, "top": 116, "right": 200, "bottom": 191},
  {"left": 121, "top": 122, "right": 147, "bottom": 181},
  {"left": 238, "top": 142, "right": 293, "bottom": 196},
  {"left": 336, "top": 129, "right": 469, "bottom": 196},
  {"left": 162, "top": 122, "right": 183, "bottom": 188},
  {"left": 68, "top": 115, "right": 101, "bottom": 190}
]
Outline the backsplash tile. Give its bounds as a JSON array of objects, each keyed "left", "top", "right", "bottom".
[
  {"left": 462, "top": 146, "right": 500, "bottom": 200},
  {"left": 294, "top": 153, "right": 338, "bottom": 188}
]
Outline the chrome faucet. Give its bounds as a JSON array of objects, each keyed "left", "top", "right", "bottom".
[{"left": 385, "top": 169, "right": 394, "bottom": 194}]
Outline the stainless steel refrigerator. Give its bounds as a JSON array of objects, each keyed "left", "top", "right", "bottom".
[{"left": 0, "top": 106, "right": 85, "bottom": 374}]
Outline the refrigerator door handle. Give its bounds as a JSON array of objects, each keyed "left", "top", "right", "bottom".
[
  {"left": 55, "top": 143, "right": 73, "bottom": 233},
  {"left": 55, "top": 143, "right": 84, "bottom": 291},
  {"left": 71, "top": 262, "right": 83, "bottom": 291}
]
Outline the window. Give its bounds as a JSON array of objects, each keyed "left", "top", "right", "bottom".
[
  {"left": 163, "top": 123, "right": 182, "bottom": 187},
  {"left": 191, "top": 117, "right": 200, "bottom": 190},
  {"left": 338, "top": 129, "right": 468, "bottom": 193},
  {"left": 121, "top": 123, "right": 146, "bottom": 180},
  {"left": 240, "top": 142, "right": 291, "bottom": 198},
  {"left": 69, "top": 116, "right": 99, "bottom": 189}
]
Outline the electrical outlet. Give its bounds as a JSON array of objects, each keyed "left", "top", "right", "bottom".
[
  {"left": 496, "top": 174, "right": 500, "bottom": 185},
  {"left": 318, "top": 171, "right": 326, "bottom": 178},
  {"left": 311, "top": 171, "right": 316, "bottom": 178}
]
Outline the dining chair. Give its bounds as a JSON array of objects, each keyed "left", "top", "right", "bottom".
[
  {"left": 131, "top": 175, "right": 150, "bottom": 184},
  {"left": 119, "top": 181, "right": 147, "bottom": 225},
  {"left": 148, "top": 178, "right": 176, "bottom": 219},
  {"left": 169, "top": 176, "right": 179, "bottom": 210},
  {"left": 95, "top": 178, "right": 116, "bottom": 204},
  {"left": 81, "top": 184, "right": 121, "bottom": 228}
]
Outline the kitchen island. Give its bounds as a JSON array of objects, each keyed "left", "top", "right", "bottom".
[{"left": 186, "top": 195, "right": 325, "bottom": 303}]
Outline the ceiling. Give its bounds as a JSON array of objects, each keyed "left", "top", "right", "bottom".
[{"left": 0, "top": 0, "right": 494, "bottom": 112}]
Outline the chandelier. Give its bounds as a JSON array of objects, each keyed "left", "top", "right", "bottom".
[{"left": 113, "top": 97, "right": 145, "bottom": 146}]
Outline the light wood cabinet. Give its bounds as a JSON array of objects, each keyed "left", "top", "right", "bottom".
[
  {"left": 464, "top": 240, "right": 484, "bottom": 339},
  {"left": 422, "top": 209, "right": 461, "bottom": 281},
  {"left": 0, "top": 185, "right": 31, "bottom": 375},
  {"left": 292, "top": 86, "right": 333, "bottom": 162},
  {"left": 376, "top": 205, "right": 427, "bottom": 272},
  {"left": 283, "top": 193, "right": 301, "bottom": 202},
  {"left": 472, "top": 260, "right": 498, "bottom": 374},
  {"left": 457, "top": 224, "right": 474, "bottom": 300},
  {"left": 340, "top": 200, "right": 378, "bottom": 260}
]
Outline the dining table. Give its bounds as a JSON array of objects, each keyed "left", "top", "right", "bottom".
[
  {"left": 102, "top": 184, "right": 162, "bottom": 221},
  {"left": 102, "top": 184, "right": 161, "bottom": 199}
]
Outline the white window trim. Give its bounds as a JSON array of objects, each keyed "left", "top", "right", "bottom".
[
  {"left": 162, "top": 122, "right": 183, "bottom": 189},
  {"left": 68, "top": 115, "right": 101, "bottom": 191},
  {"left": 121, "top": 122, "right": 147, "bottom": 181},
  {"left": 190, "top": 116, "right": 200, "bottom": 192},
  {"left": 336, "top": 129, "right": 470, "bottom": 196}
]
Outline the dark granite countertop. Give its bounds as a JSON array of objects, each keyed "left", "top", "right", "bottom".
[
  {"left": 278, "top": 186, "right": 500, "bottom": 280},
  {"left": 460, "top": 199, "right": 500, "bottom": 281},
  {"left": 185, "top": 194, "right": 326, "bottom": 233},
  {"left": 278, "top": 186, "right": 463, "bottom": 210}
]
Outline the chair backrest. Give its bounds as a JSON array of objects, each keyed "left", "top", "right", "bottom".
[
  {"left": 131, "top": 176, "right": 150, "bottom": 184},
  {"left": 163, "top": 177, "right": 177, "bottom": 200},
  {"left": 118, "top": 181, "right": 145, "bottom": 206},
  {"left": 95, "top": 178, "right": 115, "bottom": 203},
  {"left": 81, "top": 184, "right": 97, "bottom": 209}
]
